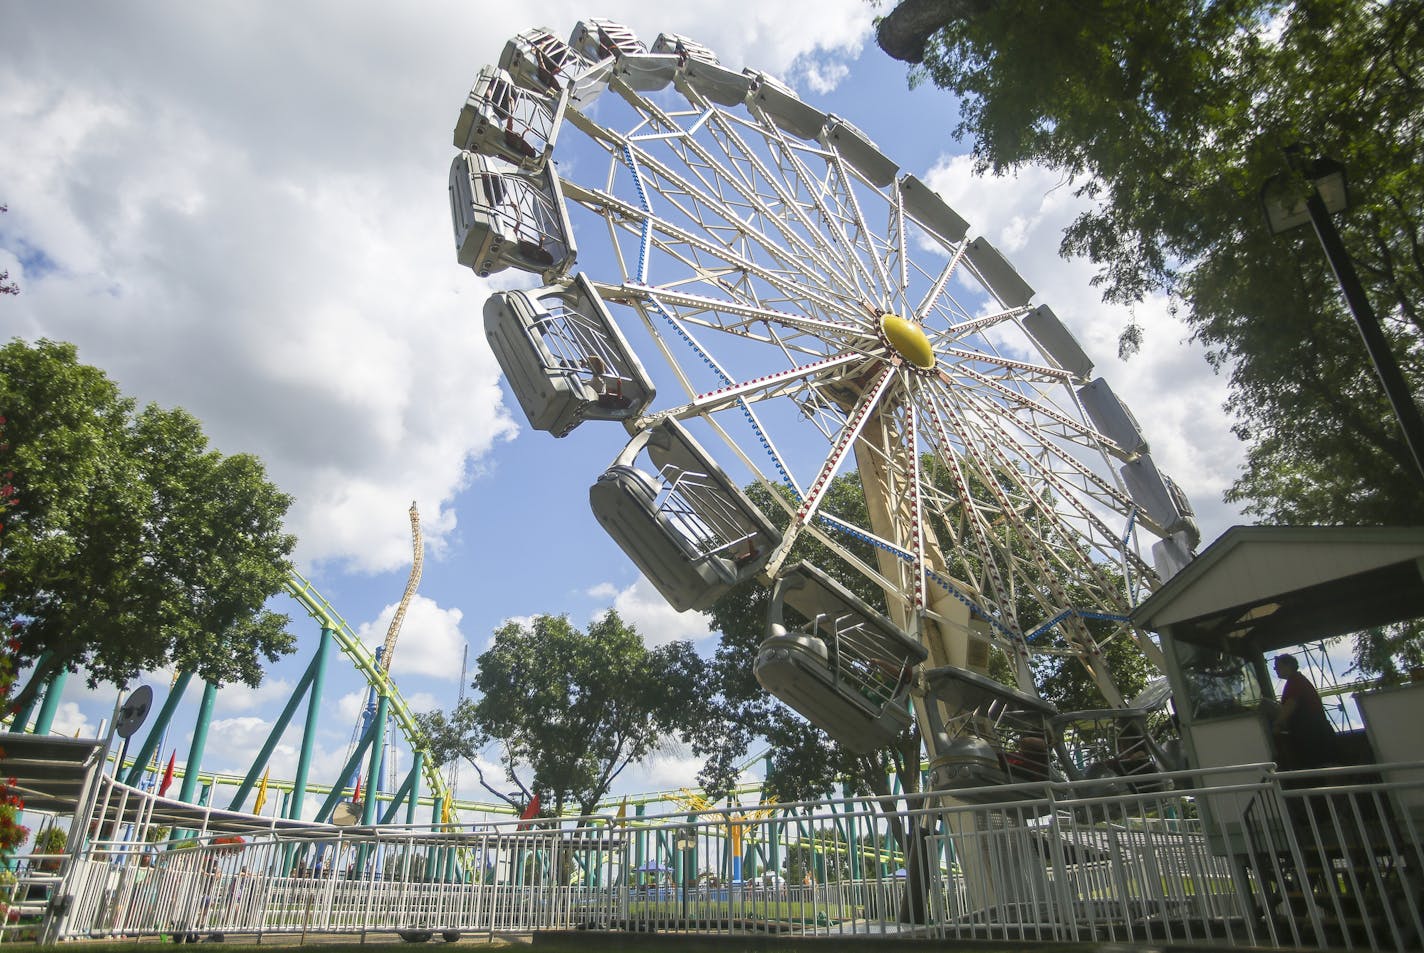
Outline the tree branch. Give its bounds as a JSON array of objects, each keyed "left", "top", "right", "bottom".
[{"left": 875, "top": 0, "right": 993, "bottom": 64}]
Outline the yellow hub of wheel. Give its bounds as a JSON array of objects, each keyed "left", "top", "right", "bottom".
[{"left": 880, "top": 313, "right": 936, "bottom": 370}]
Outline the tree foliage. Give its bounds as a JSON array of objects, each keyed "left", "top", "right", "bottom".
[
  {"left": 0, "top": 339, "right": 297, "bottom": 712},
  {"left": 877, "top": 0, "right": 1424, "bottom": 527},
  {"left": 417, "top": 611, "right": 706, "bottom": 819}
]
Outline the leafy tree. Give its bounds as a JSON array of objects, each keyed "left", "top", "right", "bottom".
[
  {"left": 417, "top": 610, "right": 706, "bottom": 819},
  {"left": 1350, "top": 623, "right": 1424, "bottom": 685},
  {"left": 874, "top": 0, "right": 1423, "bottom": 525},
  {"left": 1, "top": 339, "right": 297, "bottom": 713}
]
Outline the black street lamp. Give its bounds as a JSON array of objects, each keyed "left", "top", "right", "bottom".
[{"left": 1261, "top": 147, "right": 1424, "bottom": 488}]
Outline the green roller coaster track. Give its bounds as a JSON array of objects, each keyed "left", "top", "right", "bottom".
[{"left": 282, "top": 569, "right": 453, "bottom": 822}]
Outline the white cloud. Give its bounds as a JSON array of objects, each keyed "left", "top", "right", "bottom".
[
  {"left": 404, "top": 691, "right": 446, "bottom": 714},
  {"left": 204, "top": 716, "right": 274, "bottom": 773},
  {"left": 353, "top": 595, "right": 468, "bottom": 680},
  {"left": 629, "top": 750, "right": 703, "bottom": 794},
  {"left": 48, "top": 702, "right": 94, "bottom": 738},
  {"left": 336, "top": 690, "right": 367, "bottom": 724},
  {"left": 212, "top": 678, "right": 297, "bottom": 715},
  {"left": 795, "top": 58, "right": 852, "bottom": 95},
  {"left": 1, "top": 84, "right": 517, "bottom": 577},
  {"left": 586, "top": 579, "right": 714, "bottom": 646}
]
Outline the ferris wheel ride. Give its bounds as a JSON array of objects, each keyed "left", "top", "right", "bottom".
[{"left": 451, "top": 21, "right": 1201, "bottom": 797}]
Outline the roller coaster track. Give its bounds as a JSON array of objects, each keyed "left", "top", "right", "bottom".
[
  {"left": 380, "top": 502, "right": 424, "bottom": 674},
  {"left": 284, "top": 568, "right": 452, "bottom": 818}
]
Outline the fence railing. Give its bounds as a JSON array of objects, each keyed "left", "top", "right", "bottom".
[{"left": 5, "top": 762, "right": 1421, "bottom": 951}]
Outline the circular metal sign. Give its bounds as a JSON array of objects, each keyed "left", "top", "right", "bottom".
[{"left": 115, "top": 685, "right": 153, "bottom": 739}]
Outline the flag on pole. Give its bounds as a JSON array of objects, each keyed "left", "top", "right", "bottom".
[
  {"left": 158, "top": 751, "right": 176, "bottom": 797},
  {"left": 253, "top": 766, "right": 271, "bottom": 814},
  {"left": 614, "top": 797, "right": 627, "bottom": 825},
  {"left": 352, "top": 776, "right": 362, "bottom": 805},
  {"left": 517, "top": 793, "right": 540, "bottom": 830}
]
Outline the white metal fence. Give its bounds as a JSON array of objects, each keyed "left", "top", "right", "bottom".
[{"left": 4, "top": 763, "right": 1421, "bottom": 950}]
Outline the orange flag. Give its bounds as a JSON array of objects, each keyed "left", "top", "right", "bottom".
[
  {"left": 517, "top": 793, "right": 540, "bottom": 830},
  {"left": 158, "top": 751, "right": 176, "bottom": 797}
]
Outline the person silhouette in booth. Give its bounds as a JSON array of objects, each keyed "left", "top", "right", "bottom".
[{"left": 1272, "top": 653, "right": 1338, "bottom": 770}]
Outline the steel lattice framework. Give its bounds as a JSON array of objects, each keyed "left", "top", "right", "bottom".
[{"left": 454, "top": 19, "right": 1202, "bottom": 773}]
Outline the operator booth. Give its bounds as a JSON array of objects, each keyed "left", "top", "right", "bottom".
[{"left": 1132, "top": 525, "right": 1424, "bottom": 852}]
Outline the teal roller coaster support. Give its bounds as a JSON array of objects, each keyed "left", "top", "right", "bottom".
[
  {"left": 316, "top": 714, "right": 379, "bottom": 823},
  {"left": 375, "top": 756, "right": 419, "bottom": 825},
  {"left": 179, "top": 681, "right": 217, "bottom": 803},
  {"left": 406, "top": 752, "right": 423, "bottom": 825},
  {"left": 32, "top": 666, "right": 68, "bottom": 736},
  {"left": 228, "top": 645, "right": 332, "bottom": 811},
  {"left": 430, "top": 794, "right": 445, "bottom": 882},
  {"left": 8, "top": 650, "right": 61, "bottom": 734},
  {"left": 361, "top": 693, "right": 390, "bottom": 825},
  {"left": 382, "top": 751, "right": 423, "bottom": 826},
  {"left": 290, "top": 625, "right": 334, "bottom": 820},
  {"left": 124, "top": 670, "right": 193, "bottom": 787}
]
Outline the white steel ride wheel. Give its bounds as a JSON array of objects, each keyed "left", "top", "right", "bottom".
[{"left": 451, "top": 21, "right": 1199, "bottom": 789}]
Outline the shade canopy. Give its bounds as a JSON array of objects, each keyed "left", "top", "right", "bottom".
[
  {"left": 1, "top": 734, "right": 104, "bottom": 816},
  {"left": 1131, "top": 525, "right": 1424, "bottom": 653},
  {"left": 2, "top": 733, "right": 328, "bottom": 837}
]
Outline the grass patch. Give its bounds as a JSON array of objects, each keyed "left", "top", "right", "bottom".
[{"left": 0, "top": 941, "right": 1159, "bottom": 953}]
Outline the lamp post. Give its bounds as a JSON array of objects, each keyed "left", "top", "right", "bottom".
[
  {"left": 674, "top": 828, "right": 696, "bottom": 926},
  {"left": 1261, "top": 148, "right": 1424, "bottom": 487}
]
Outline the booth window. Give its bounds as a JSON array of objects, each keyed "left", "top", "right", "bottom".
[{"left": 1181, "top": 651, "right": 1264, "bottom": 719}]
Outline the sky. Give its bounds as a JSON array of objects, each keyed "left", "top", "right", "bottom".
[{"left": 1, "top": 2, "right": 1251, "bottom": 819}]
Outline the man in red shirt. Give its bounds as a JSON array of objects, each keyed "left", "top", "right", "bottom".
[{"left": 1272, "top": 653, "right": 1338, "bottom": 770}]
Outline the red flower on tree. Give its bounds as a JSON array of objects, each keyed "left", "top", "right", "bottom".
[{"left": 0, "top": 414, "right": 28, "bottom": 859}]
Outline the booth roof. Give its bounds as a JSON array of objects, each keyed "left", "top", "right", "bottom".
[{"left": 1131, "top": 525, "right": 1424, "bottom": 652}]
